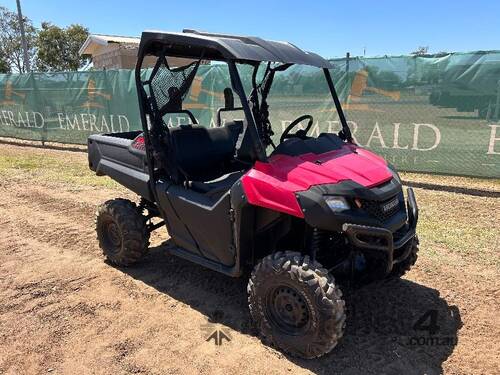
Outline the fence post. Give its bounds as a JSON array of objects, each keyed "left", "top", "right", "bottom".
[
  {"left": 346, "top": 52, "right": 350, "bottom": 75},
  {"left": 495, "top": 79, "right": 500, "bottom": 121},
  {"left": 345, "top": 52, "right": 350, "bottom": 102}
]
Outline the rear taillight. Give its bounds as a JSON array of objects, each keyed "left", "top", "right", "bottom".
[{"left": 132, "top": 134, "right": 145, "bottom": 151}]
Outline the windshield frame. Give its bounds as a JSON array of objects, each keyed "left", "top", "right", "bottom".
[{"left": 236, "top": 62, "right": 353, "bottom": 150}]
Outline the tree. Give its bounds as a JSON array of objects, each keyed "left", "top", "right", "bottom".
[
  {"left": 411, "top": 46, "right": 429, "bottom": 56},
  {"left": 0, "top": 52, "right": 10, "bottom": 73},
  {"left": 36, "top": 22, "right": 89, "bottom": 71},
  {"left": 0, "top": 6, "right": 37, "bottom": 73}
]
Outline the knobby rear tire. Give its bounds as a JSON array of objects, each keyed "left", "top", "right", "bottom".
[{"left": 96, "top": 198, "right": 150, "bottom": 266}]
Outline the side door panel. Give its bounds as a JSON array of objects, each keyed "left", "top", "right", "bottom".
[{"left": 155, "top": 181, "right": 235, "bottom": 266}]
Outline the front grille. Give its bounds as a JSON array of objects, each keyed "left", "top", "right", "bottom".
[{"left": 361, "top": 196, "right": 401, "bottom": 222}]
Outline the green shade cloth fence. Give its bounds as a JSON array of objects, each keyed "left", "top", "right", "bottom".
[{"left": 0, "top": 51, "right": 499, "bottom": 177}]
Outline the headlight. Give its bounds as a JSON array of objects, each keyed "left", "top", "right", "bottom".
[{"left": 325, "top": 196, "right": 350, "bottom": 212}]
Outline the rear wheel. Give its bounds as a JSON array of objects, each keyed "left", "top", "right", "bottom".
[
  {"left": 248, "top": 251, "right": 346, "bottom": 359},
  {"left": 96, "top": 198, "right": 149, "bottom": 266}
]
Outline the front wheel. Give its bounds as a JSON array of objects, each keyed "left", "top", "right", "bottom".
[
  {"left": 248, "top": 251, "right": 346, "bottom": 359},
  {"left": 389, "top": 236, "right": 419, "bottom": 278}
]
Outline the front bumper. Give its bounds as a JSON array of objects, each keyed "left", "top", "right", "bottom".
[{"left": 342, "top": 187, "right": 419, "bottom": 274}]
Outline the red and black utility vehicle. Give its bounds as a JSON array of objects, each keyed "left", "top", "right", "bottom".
[{"left": 88, "top": 30, "right": 419, "bottom": 358}]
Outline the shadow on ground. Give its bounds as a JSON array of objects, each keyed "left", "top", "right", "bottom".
[{"left": 115, "top": 241, "right": 462, "bottom": 375}]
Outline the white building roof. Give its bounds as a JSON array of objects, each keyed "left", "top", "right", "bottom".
[{"left": 79, "top": 34, "right": 140, "bottom": 55}]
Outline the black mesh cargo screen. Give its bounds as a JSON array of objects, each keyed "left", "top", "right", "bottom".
[
  {"left": 145, "top": 53, "right": 201, "bottom": 117},
  {"left": 139, "top": 52, "right": 203, "bottom": 183}
]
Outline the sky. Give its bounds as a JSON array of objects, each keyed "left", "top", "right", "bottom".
[{"left": 2, "top": 0, "right": 499, "bottom": 58}]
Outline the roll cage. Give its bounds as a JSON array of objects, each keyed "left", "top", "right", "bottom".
[{"left": 134, "top": 29, "right": 352, "bottom": 188}]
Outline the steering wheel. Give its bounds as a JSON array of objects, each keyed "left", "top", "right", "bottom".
[{"left": 280, "top": 115, "right": 314, "bottom": 143}]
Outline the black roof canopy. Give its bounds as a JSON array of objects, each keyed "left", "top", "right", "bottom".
[{"left": 138, "top": 29, "right": 332, "bottom": 68}]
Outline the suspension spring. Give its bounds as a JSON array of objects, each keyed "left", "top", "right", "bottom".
[{"left": 309, "top": 227, "right": 328, "bottom": 263}]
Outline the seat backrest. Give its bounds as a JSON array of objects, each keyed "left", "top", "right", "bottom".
[{"left": 169, "top": 121, "right": 243, "bottom": 181}]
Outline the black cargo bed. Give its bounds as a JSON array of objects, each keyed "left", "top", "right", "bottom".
[{"left": 88, "top": 131, "right": 153, "bottom": 201}]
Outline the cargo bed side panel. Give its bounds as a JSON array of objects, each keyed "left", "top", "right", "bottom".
[{"left": 88, "top": 133, "right": 153, "bottom": 201}]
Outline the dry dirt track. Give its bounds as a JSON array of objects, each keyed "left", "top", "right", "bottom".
[{"left": 0, "top": 142, "right": 498, "bottom": 375}]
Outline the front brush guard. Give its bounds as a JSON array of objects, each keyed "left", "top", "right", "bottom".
[{"left": 342, "top": 187, "right": 418, "bottom": 274}]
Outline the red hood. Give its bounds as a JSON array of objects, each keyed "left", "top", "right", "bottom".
[{"left": 242, "top": 144, "right": 392, "bottom": 217}]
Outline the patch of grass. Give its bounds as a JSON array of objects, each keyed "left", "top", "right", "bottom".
[
  {"left": 413, "top": 188, "right": 499, "bottom": 268},
  {"left": 0, "top": 153, "right": 119, "bottom": 189}
]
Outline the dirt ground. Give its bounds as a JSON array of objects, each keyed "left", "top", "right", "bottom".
[{"left": 0, "top": 141, "right": 498, "bottom": 375}]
